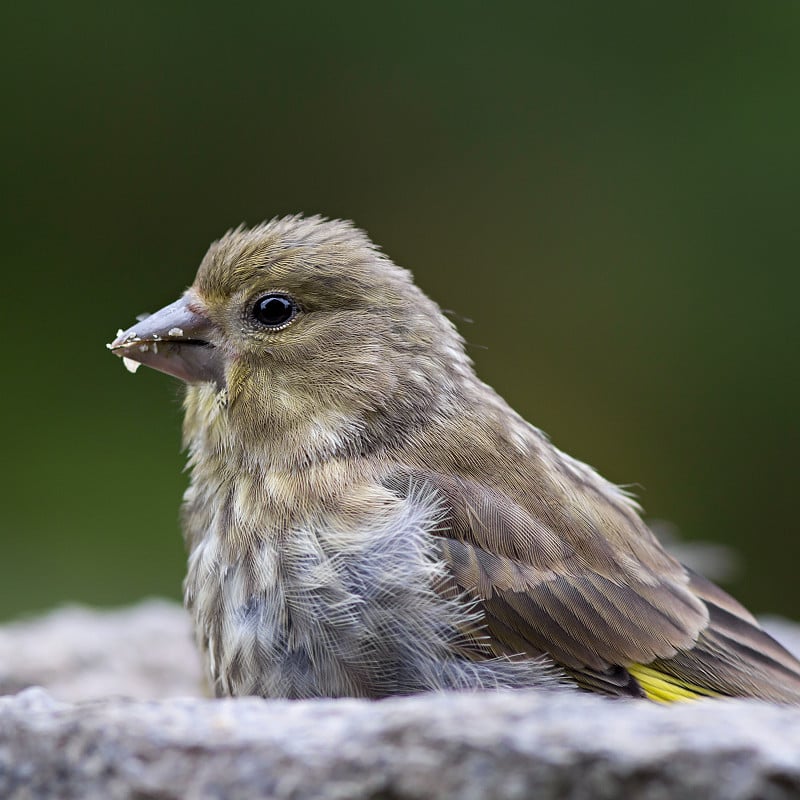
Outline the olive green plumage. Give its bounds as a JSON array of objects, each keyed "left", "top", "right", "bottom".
[{"left": 111, "top": 215, "right": 800, "bottom": 703}]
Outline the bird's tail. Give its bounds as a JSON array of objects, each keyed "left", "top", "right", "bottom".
[{"left": 633, "top": 570, "right": 800, "bottom": 704}]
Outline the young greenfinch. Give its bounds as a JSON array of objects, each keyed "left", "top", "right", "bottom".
[{"left": 110, "top": 216, "right": 800, "bottom": 703}]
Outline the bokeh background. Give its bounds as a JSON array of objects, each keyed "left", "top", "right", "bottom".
[{"left": 1, "top": 4, "right": 798, "bottom": 621}]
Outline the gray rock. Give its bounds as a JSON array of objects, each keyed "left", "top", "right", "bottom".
[
  {"left": 3, "top": 602, "right": 800, "bottom": 799},
  {"left": 4, "top": 685, "right": 800, "bottom": 800},
  {"left": 0, "top": 600, "right": 204, "bottom": 701}
]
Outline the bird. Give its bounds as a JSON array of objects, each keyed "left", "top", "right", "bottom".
[{"left": 110, "top": 215, "right": 800, "bottom": 703}]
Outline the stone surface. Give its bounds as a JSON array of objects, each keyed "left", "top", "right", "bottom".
[
  {"left": 0, "top": 600, "right": 204, "bottom": 701},
  {"left": 4, "top": 685, "right": 800, "bottom": 800},
  {"left": 2, "top": 601, "right": 800, "bottom": 799}
]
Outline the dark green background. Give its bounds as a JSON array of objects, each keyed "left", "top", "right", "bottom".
[{"left": 2, "top": 4, "right": 798, "bottom": 621}]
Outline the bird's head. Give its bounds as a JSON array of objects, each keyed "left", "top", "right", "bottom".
[{"left": 110, "top": 216, "right": 472, "bottom": 466}]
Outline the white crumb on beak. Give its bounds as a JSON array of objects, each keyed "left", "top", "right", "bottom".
[
  {"left": 116, "top": 329, "right": 124, "bottom": 338},
  {"left": 122, "top": 357, "right": 141, "bottom": 374},
  {"left": 168, "top": 327, "right": 184, "bottom": 337}
]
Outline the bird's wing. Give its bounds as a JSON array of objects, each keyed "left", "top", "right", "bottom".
[
  {"left": 639, "top": 569, "right": 800, "bottom": 702},
  {"left": 385, "top": 470, "right": 800, "bottom": 701}
]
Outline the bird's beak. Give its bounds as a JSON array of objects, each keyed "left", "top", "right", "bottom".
[{"left": 108, "top": 294, "right": 223, "bottom": 385}]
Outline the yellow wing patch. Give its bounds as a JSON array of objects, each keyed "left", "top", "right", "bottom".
[{"left": 629, "top": 663, "right": 722, "bottom": 703}]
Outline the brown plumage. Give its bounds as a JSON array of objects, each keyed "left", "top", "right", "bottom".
[{"left": 110, "top": 215, "right": 800, "bottom": 703}]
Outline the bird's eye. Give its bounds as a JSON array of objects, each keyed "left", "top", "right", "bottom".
[{"left": 252, "top": 293, "right": 298, "bottom": 330}]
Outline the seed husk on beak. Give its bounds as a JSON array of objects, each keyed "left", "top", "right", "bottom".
[{"left": 108, "top": 295, "right": 223, "bottom": 384}]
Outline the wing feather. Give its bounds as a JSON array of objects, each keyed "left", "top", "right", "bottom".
[{"left": 386, "top": 469, "right": 800, "bottom": 701}]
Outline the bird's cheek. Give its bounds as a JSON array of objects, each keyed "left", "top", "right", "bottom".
[{"left": 224, "top": 357, "right": 258, "bottom": 406}]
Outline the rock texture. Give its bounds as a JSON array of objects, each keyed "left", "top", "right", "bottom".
[
  {"left": 2, "top": 602, "right": 800, "bottom": 800},
  {"left": 0, "top": 600, "right": 203, "bottom": 701}
]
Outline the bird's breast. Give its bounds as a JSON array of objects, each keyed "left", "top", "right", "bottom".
[{"left": 181, "top": 467, "right": 472, "bottom": 698}]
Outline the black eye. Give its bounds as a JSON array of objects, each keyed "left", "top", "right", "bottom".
[{"left": 252, "top": 293, "right": 298, "bottom": 329}]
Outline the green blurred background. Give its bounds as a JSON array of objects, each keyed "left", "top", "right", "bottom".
[{"left": 1, "top": 3, "right": 798, "bottom": 621}]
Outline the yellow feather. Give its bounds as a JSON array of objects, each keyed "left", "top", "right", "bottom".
[{"left": 629, "top": 663, "right": 722, "bottom": 703}]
